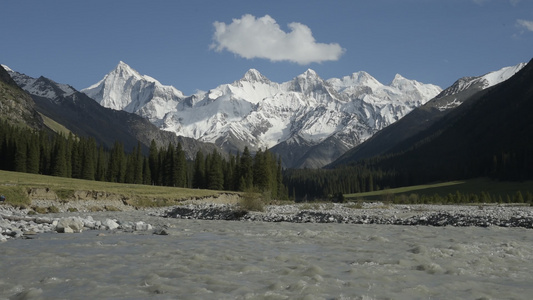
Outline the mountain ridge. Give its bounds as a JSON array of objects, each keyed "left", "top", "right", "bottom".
[
  {"left": 5, "top": 67, "right": 220, "bottom": 159},
  {"left": 83, "top": 62, "right": 442, "bottom": 167},
  {"left": 328, "top": 62, "right": 527, "bottom": 168}
]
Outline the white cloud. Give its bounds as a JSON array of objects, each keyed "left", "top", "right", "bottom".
[
  {"left": 517, "top": 19, "right": 533, "bottom": 32},
  {"left": 211, "top": 14, "right": 345, "bottom": 65}
]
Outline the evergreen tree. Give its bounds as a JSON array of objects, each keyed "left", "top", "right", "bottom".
[
  {"left": 175, "top": 143, "right": 187, "bottom": 187},
  {"left": 14, "top": 136, "right": 27, "bottom": 173},
  {"left": 134, "top": 142, "right": 144, "bottom": 184},
  {"left": 26, "top": 134, "right": 40, "bottom": 174},
  {"left": 206, "top": 150, "right": 223, "bottom": 190},
  {"left": 66, "top": 133, "right": 76, "bottom": 178},
  {"left": 163, "top": 143, "right": 176, "bottom": 186},
  {"left": 142, "top": 156, "right": 151, "bottom": 185},
  {"left": 38, "top": 130, "right": 51, "bottom": 175},
  {"left": 240, "top": 146, "right": 253, "bottom": 191},
  {"left": 50, "top": 134, "right": 67, "bottom": 177},
  {"left": 80, "top": 137, "right": 97, "bottom": 180},
  {"left": 148, "top": 140, "right": 159, "bottom": 185},
  {"left": 192, "top": 151, "right": 205, "bottom": 189},
  {"left": 107, "top": 141, "right": 125, "bottom": 182},
  {"left": 95, "top": 146, "right": 107, "bottom": 181}
]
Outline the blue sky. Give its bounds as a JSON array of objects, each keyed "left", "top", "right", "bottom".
[{"left": 2, "top": 0, "right": 533, "bottom": 95}]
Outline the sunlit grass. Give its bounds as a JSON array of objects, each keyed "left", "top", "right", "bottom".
[
  {"left": 345, "top": 178, "right": 533, "bottom": 201},
  {"left": 0, "top": 170, "right": 232, "bottom": 208}
]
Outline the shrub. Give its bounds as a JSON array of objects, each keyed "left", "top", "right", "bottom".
[
  {"left": 48, "top": 206, "right": 60, "bottom": 213},
  {"left": 239, "top": 189, "right": 264, "bottom": 212},
  {"left": 104, "top": 205, "right": 121, "bottom": 212},
  {"left": 32, "top": 206, "right": 48, "bottom": 214}
]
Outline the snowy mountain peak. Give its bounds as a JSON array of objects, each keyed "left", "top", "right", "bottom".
[
  {"left": 84, "top": 62, "right": 444, "bottom": 167},
  {"left": 82, "top": 61, "right": 185, "bottom": 116},
  {"left": 390, "top": 74, "right": 411, "bottom": 87},
  {"left": 240, "top": 69, "right": 270, "bottom": 83},
  {"left": 329, "top": 71, "right": 383, "bottom": 92},
  {"left": 480, "top": 62, "right": 527, "bottom": 88},
  {"left": 351, "top": 71, "right": 380, "bottom": 84},
  {"left": 6, "top": 69, "right": 76, "bottom": 99},
  {"left": 1, "top": 64, "right": 13, "bottom": 72},
  {"left": 301, "top": 69, "right": 319, "bottom": 79},
  {"left": 436, "top": 62, "right": 527, "bottom": 100},
  {"left": 112, "top": 61, "right": 142, "bottom": 79}
]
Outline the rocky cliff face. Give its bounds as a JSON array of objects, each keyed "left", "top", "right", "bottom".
[{"left": 0, "top": 65, "right": 43, "bottom": 129}]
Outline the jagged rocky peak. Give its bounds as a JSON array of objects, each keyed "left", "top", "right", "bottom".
[
  {"left": 288, "top": 69, "right": 326, "bottom": 93},
  {"left": 113, "top": 61, "right": 140, "bottom": 77},
  {"left": 300, "top": 69, "right": 320, "bottom": 80},
  {"left": 328, "top": 71, "right": 382, "bottom": 92},
  {"left": 390, "top": 73, "right": 411, "bottom": 87},
  {"left": 240, "top": 69, "right": 270, "bottom": 83},
  {"left": 350, "top": 71, "right": 380, "bottom": 85}
]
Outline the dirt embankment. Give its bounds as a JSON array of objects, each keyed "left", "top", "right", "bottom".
[{"left": 27, "top": 188, "right": 241, "bottom": 213}]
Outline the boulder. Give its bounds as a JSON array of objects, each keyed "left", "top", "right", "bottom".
[
  {"left": 134, "top": 221, "right": 152, "bottom": 231},
  {"left": 102, "top": 219, "right": 119, "bottom": 230},
  {"left": 56, "top": 217, "right": 84, "bottom": 233}
]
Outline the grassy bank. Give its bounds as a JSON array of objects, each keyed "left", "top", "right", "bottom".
[
  {"left": 0, "top": 170, "right": 232, "bottom": 208},
  {"left": 345, "top": 178, "right": 533, "bottom": 203}
]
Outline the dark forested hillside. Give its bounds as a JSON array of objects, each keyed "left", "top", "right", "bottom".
[
  {"left": 371, "top": 57, "right": 533, "bottom": 183},
  {"left": 285, "top": 58, "right": 533, "bottom": 200}
]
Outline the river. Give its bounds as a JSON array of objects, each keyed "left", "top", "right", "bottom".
[{"left": 1, "top": 214, "right": 531, "bottom": 299}]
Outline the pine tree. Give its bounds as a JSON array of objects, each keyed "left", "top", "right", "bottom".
[
  {"left": 66, "top": 133, "right": 76, "bottom": 178},
  {"left": 163, "top": 143, "right": 176, "bottom": 186},
  {"left": 276, "top": 156, "right": 284, "bottom": 199},
  {"left": 175, "top": 143, "right": 187, "bottom": 187},
  {"left": 38, "top": 130, "right": 51, "bottom": 175},
  {"left": 107, "top": 141, "right": 125, "bottom": 182},
  {"left": 142, "top": 156, "right": 151, "bottom": 185},
  {"left": 95, "top": 146, "right": 106, "bottom": 181},
  {"left": 14, "top": 136, "right": 27, "bottom": 173},
  {"left": 207, "top": 150, "right": 223, "bottom": 190},
  {"left": 50, "top": 134, "right": 68, "bottom": 177},
  {"left": 80, "top": 137, "right": 97, "bottom": 180},
  {"left": 192, "top": 151, "right": 205, "bottom": 189},
  {"left": 133, "top": 142, "right": 144, "bottom": 184},
  {"left": 26, "top": 134, "right": 40, "bottom": 174},
  {"left": 240, "top": 146, "right": 253, "bottom": 191},
  {"left": 148, "top": 140, "right": 159, "bottom": 185}
]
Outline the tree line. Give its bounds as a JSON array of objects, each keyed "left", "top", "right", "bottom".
[
  {"left": 0, "top": 121, "right": 288, "bottom": 199},
  {"left": 284, "top": 164, "right": 399, "bottom": 201}
]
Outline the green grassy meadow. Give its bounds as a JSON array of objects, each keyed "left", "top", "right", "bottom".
[{"left": 345, "top": 178, "right": 533, "bottom": 203}]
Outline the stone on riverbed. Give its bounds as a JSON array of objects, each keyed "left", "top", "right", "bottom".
[
  {"left": 56, "top": 217, "right": 85, "bottom": 233},
  {"left": 102, "top": 219, "right": 119, "bottom": 230}
]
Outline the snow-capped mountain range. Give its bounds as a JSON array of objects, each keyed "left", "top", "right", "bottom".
[{"left": 82, "top": 62, "right": 442, "bottom": 167}]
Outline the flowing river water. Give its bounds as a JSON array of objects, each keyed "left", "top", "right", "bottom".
[{"left": 1, "top": 213, "right": 532, "bottom": 299}]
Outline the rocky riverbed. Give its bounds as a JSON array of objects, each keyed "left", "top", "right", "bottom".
[{"left": 2, "top": 201, "right": 533, "bottom": 242}]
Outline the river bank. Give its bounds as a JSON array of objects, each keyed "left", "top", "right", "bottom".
[{"left": 2, "top": 201, "right": 533, "bottom": 242}]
